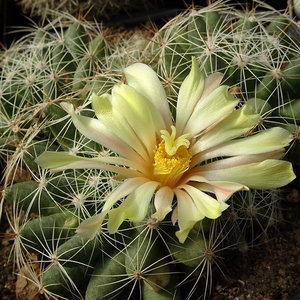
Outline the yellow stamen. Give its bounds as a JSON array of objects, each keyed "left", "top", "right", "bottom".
[{"left": 153, "top": 126, "right": 192, "bottom": 187}]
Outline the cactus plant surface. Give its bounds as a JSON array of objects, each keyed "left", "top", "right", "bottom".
[{"left": 1, "top": 1, "right": 300, "bottom": 300}]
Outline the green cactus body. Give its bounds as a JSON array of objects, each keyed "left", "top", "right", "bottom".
[
  {"left": 72, "top": 57, "right": 94, "bottom": 91},
  {"left": 142, "top": 273, "right": 181, "bottom": 300},
  {"left": 51, "top": 42, "right": 77, "bottom": 74},
  {"left": 55, "top": 234, "right": 109, "bottom": 268},
  {"left": 20, "top": 211, "right": 78, "bottom": 253},
  {"left": 280, "top": 56, "right": 300, "bottom": 99},
  {"left": 255, "top": 68, "right": 282, "bottom": 103},
  {"left": 71, "top": 35, "right": 110, "bottom": 91},
  {"left": 38, "top": 172, "right": 80, "bottom": 205},
  {"left": 5, "top": 181, "right": 62, "bottom": 216},
  {"left": 167, "top": 227, "right": 208, "bottom": 269},
  {"left": 204, "top": 11, "right": 222, "bottom": 35},
  {"left": 246, "top": 97, "right": 272, "bottom": 115},
  {"left": 267, "top": 14, "right": 289, "bottom": 32},
  {"left": 124, "top": 229, "right": 161, "bottom": 279},
  {"left": 187, "top": 16, "right": 207, "bottom": 50},
  {"left": 85, "top": 250, "right": 127, "bottom": 300},
  {"left": 44, "top": 102, "right": 78, "bottom": 150},
  {"left": 64, "top": 22, "right": 89, "bottom": 57},
  {"left": 42, "top": 262, "right": 90, "bottom": 296},
  {"left": 279, "top": 99, "right": 300, "bottom": 124},
  {"left": 143, "top": 259, "right": 171, "bottom": 292},
  {"left": 236, "top": 15, "right": 259, "bottom": 32}
]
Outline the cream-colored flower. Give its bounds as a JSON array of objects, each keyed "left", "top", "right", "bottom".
[{"left": 36, "top": 58, "right": 295, "bottom": 243}]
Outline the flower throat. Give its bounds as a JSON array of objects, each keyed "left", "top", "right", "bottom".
[{"left": 153, "top": 126, "right": 192, "bottom": 187}]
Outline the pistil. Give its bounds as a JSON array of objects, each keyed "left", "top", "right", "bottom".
[{"left": 153, "top": 126, "right": 192, "bottom": 187}]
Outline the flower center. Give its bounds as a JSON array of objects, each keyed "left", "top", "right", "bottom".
[{"left": 153, "top": 126, "right": 192, "bottom": 187}]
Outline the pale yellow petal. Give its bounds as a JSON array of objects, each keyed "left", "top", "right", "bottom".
[
  {"left": 151, "top": 186, "right": 174, "bottom": 222},
  {"left": 107, "top": 181, "right": 160, "bottom": 233},
  {"left": 195, "top": 151, "right": 284, "bottom": 172},
  {"left": 102, "top": 177, "right": 150, "bottom": 211},
  {"left": 112, "top": 83, "right": 166, "bottom": 158},
  {"left": 187, "top": 176, "right": 248, "bottom": 201},
  {"left": 198, "top": 72, "right": 223, "bottom": 101},
  {"left": 76, "top": 211, "right": 107, "bottom": 240},
  {"left": 123, "top": 63, "right": 172, "bottom": 128},
  {"left": 191, "top": 104, "right": 259, "bottom": 155},
  {"left": 174, "top": 189, "right": 205, "bottom": 243},
  {"left": 35, "top": 151, "right": 143, "bottom": 178},
  {"left": 200, "top": 127, "right": 293, "bottom": 161},
  {"left": 181, "top": 185, "right": 223, "bottom": 219},
  {"left": 183, "top": 85, "right": 239, "bottom": 137},
  {"left": 91, "top": 92, "right": 149, "bottom": 160},
  {"left": 196, "top": 159, "right": 295, "bottom": 189},
  {"left": 176, "top": 57, "right": 205, "bottom": 135},
  {"left": 61, "top": 102, "right": 144, "bottom": 164}
]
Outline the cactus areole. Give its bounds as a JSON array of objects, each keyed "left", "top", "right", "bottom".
[{"left": 36, "top": 58, "right": 295, "bottom": 243}]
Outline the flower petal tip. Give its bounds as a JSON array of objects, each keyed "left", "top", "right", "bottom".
[
  {"left": 76, "top": 212, "right": 107, "bottom": 240},
  {"left": 175, "top": 229, "right": 190, "bottom": 244},
  {"left": 60, "top": 102, "right": 74, "bottom": 114}
]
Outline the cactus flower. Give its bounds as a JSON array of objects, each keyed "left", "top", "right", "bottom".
[{"left": 36, "top": 58, "right": 295, "bottom": 243}]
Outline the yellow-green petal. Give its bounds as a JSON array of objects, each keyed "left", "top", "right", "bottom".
[
  {"left": 176, "top": 57, "right": 205, "bottom": 135},
  {"left": 200, "top": 127, "right": 293, "bottom": 161},
  {"left": 182, "top": 185, "right": 223, "bottom": 219},
  {"left": 61, "top": 102, "right": 143, "bottom": 164},
  {"left": 174, "top": 189, "right": 205, "bottom": 243},
  {"left": 184, "top": 85, "right": 239, "bottom": 137},
  {"left": 35, "top": 151, "right": 143, "bottom": 178},
  {"left": 123, "top": 63, "right": 172, "bottom": 128},
  {"left": 107, "top": 181, "right": 161, "bottom": 233},
  {"left": 76, "top": 211, "right": 108, "bottom": 240},
  {"left": 151, "top": 186, "right": 174, "bottom": 222},
  {"left": 197, "top": 159, "right": 295, "bottom": 189},
  {"left": 102, "top": 177, "right": 150, "bottom": 211},
  {"left": 91, "top": 92, "right": 149, "bottom": 160},
  {"left": 191, "top": 104, "right": 259, "bottom": 155}
]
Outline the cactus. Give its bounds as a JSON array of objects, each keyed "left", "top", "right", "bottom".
[
  {"left": 1, "top": 1, "right": 300, "bottom": 300},
  {"left": 0, "top": 12, "right": 117, "bottom": 188}
]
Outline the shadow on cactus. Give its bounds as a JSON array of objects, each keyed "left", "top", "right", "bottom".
[
  {"left": 16, "top": 0, "right": 164, "bottom": 20},
  {"left": 1, "top": 1, "right": 299, "bottom": 300}
]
